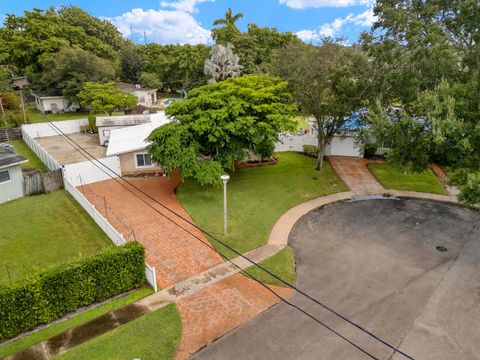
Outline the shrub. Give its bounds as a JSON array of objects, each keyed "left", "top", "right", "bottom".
[
  {"left": 0, "top": 242, "right": 145, "bottom": 341},
  {"left": 364, "top": 142, "right": 378, "bottom": 158},
  {"left": 303, "top": 145, "right": 319, "bottom": 158},
  {"left": 88, "top": 115, "right": 98, "bottom": 134}
]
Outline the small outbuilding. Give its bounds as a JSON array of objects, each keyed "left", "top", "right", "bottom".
[
  {"left": 32, "top": 93, "right": 79, "bottom": 114},
  {"left": 116, "top": 82, "right": 158, "bottom": 107},
  {"left": 0, "top": 144, "right": 27, "bottom": 204},
  {"left": 96, "top": 115, "right": 151, "bottom": 146}
]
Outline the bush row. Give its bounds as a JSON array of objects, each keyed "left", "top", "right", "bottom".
[
  {"left": 303, "top": 145, "right": 319, "bottom": 158},
  {"left": 0, "top": 242, "right": 145, "bottom": 341}
]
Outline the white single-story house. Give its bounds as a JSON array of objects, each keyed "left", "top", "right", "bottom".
[
  {"left": 0, "top": 144, "right": 27, "bottom": 204},
  {"left": 106, "top": 112, "right": 170, "bottom": 176},
  {"left": 96, "top": 115, "right": 151, "bottom": 146},
  {"left": 116, "top": 82, "right": 158, "bottom": 107},
  {"left": 32, "top": 93, "right": 80, "bottom": 114}
]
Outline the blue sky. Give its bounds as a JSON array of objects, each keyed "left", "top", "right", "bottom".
[{"left": 1, "top": 0, "right": 376, "bottom": 45}]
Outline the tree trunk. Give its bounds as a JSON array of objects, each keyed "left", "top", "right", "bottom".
[{"left": 316, "top": 142, "right": 326, "bottom": 171}]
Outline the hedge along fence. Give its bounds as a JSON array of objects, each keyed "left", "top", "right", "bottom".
[{"left": 0, "top": 242, "right": 145, "bottom": 341}]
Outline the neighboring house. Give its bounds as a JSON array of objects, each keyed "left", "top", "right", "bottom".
[
  {"left": 116, "top": 82, "right": 158, "bottom": 107},
  {"left": 0, "top": 144, "right": 27, "bottom": 204},
  {"left": 32, "top": 93, "right": 80, "bottom": 114},
  {"left": 12, "top": 76, "right": 29, "bottom": 89},
  {"left": 106, "top": 112, "right": 170, "bottom": 176},
  {"left": 96, "top": 115, "right": 151, "bottom": 146}
]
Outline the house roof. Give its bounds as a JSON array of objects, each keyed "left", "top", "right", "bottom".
[
  {"left": 31, "top": 92, "right": 65, "bottom": 99},
  {"left": 0, "top": 146, "right": 28, "bottom": 169},
  {"left": 106, "top": 112, "right": 171, "bottom": 156},
  {"left": 96, "top": 115, "right": 152, "bottom": 127},
  {"left": 115, "top": 82, "right": 157, "bottom": 93}
]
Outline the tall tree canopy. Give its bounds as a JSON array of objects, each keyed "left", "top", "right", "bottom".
[
  {"left": 272, "top": 42, "right": 372, "bottom": 170},
  {"left": 35, "top": 48, "right": 116, "bottom": 101},
  {"left": 147, "top": 74, "right": 297, "bottom": 185},
  {"left": 0, "top": 7, "right": 119, "bottom": 74},
  {"left": 361, "top": 0, "right": 480, "bottom": 204},
  {"left": 139, "top": 44, "right": 210, "bottom": 92}
]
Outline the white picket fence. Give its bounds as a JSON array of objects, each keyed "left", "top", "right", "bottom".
[
  {"left": 275, "top": 133, "right": 318, "bottom": 152},
  {"left": 22, "top": 119, "right": 88, "bottom": 138},
  {"left": 21, "top": 121, "right": 158, "bottom": 292},
  {"left": 22, "top": 127, "right": 61, "bottom": 171},
  {"left": 64, "top": 180, "right": 158, "bottom": 292}
]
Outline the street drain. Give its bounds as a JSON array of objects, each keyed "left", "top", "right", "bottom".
[{"left": 436, "top": 246, "right": 448, "bottom": 252}]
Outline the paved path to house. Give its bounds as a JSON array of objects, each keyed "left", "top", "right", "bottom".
[
  {"left": 191, "top": 198, "right": 480, "bottom": 360},
  {"left": 79, "top": 175, "right": 292, "bottom": 359},
  {"left": 430, "top": 163, "right": 460, "bottom": 197},
  {"left": 327, "top": 156, "right": 385, "bottom": 194}
]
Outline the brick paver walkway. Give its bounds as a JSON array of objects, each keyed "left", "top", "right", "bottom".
[
  {"left": 176, "top": 274, "right": 292, "bottom": 360},
  {"left": 81, "top": 174, "right": 223, "bottom": 288},
  {"left": 80, "top": 174, "right": 291, "bottom": 360},
  {"left": 328, "top": 156, "right": 385, "bottom": 194}
]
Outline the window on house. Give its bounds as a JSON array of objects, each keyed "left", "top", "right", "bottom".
[
  {"left": 0, "top": 170, "right": 11, "bottom": 183},
  {"left": 135, "top": 153, "right": 152, "bottom": 167}
]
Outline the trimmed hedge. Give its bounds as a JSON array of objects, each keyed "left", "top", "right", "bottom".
[
  {"left": 0, "top": 242, "right": 145, "bottom": 341},
  {"left": 303, "top": 145, "right": 319, "bottom": 158}
]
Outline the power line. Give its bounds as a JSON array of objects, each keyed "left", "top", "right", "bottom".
[{"left": 47, "top": 120, "right": 415, "bottom": 360}]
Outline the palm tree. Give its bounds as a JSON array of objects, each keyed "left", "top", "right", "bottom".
[{"left": 213, "top": 8, "right": 244, "bottom": 30}]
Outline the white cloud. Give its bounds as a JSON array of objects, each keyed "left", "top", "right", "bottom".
[
  {"left": 108, "top": 8, "right": 211, "bottom": 45},
  {"left": 296, "top": 8, "right": 376, "bottom": 42},
  {"left": 280, "top": 0, "right": 374, "bottom": 9},
  {"left": 160, "top": 0, "right": 214, "bottom": 14}
]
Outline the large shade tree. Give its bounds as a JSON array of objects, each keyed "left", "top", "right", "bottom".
[
  {"left": 147, "top": 74, "right": 297, "bottom": 186},
  {"left": 272, "top": 42, "right": 373, "bottom": 170},
  {"left": 361, "top": 0, "right": 480, "bottom": 204},
  {"left": 78, "top": 82, "right": 137, "bottom": 116}
]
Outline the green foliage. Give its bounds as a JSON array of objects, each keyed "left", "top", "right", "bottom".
[
  {"left": 363, "top": 143, "right": 378, "bottom": 158},
  {"left": 139, "top": 44, "right": 210, "bottom": 92},
  {"left": 88, "top": 115, "right": 98, "bottom": 134},
  {"left": 303, "top": 145, "right": 319, "bottom": 158},
  {"left": 272, "top": 41, "right": 372, "bottom": 169},
  {"left": 243, "top": 247, "right": 296, "bottom": 287},
  {"left": 36, "top": 48, "right": 116, "bottom": 101},
  {"left": 148, "top": 74, "right": 297, "bottom": 186},
  {"left": 0, "top": 242, "right": 145, "bottom": 341},
  {"left": 120, "top": 44, "right": 143, "bottom": 83},
  {"left": 0, "top": 91, "right": 23, "bottom": 127},
  {"left": 453, "top": 170, "right": 480, "bottom": 206},
  {"left": 78, "top": 82, "right": 137, "bottom": 115},
  {"left": 0, "top": 7, "right": 118, "bottom": 75}
]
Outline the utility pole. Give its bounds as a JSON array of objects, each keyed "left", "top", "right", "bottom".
[
  {"left": 19, "top": 90, "right": 27, "bottom": 124},
  {"left": 0, "top": 97, "right": 9, "bottom": 140},
  {"left": 144, "top": 31, "right": 147, "bottom": 45},
  {"left": 130, "top": 23, "right": 133, "bottom": 41}
]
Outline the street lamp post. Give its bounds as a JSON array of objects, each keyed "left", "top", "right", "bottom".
[{"left": 220, "top": 174, "right": 230, "bottom": 236}]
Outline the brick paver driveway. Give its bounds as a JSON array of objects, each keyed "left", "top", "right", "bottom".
[
  {"left": 81, "top": 174, "right": 291, "bottom": 359},
  {"left": 328, "top": 156, "right": 385, "bottom": 194}
]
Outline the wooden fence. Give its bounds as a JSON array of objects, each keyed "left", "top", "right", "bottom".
[
  {"left": 0, "top": 127, "right": 22, "bottom": 142},
  {"left": 24, "top": 169, "right": 64, "bottom": 196}
]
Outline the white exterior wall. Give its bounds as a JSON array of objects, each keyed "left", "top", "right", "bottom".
[
  {"left": 275, "top": 133, "right": 363, "bottom": 157},
  {"left": 325, "top": 136, "right": 363, "bottom": 157},
  {"left": 35, "top": 97, "right": 80, "bottom": 114},
  {"left": 134, "top": 90, "right": 157, "bottom": 106},
  {"left": 63, "top": 156, "right": 121, "bottom": 187},
  {"left": 0, "top": 165, "right": 24, "bottom": 204},
  {"left": 98, "top": 126, "right": 128, "bottom": 146}
]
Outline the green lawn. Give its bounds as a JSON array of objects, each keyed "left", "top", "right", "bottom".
[
  {"left": 26, "top": 107, "right": 124, "bottom": 124},
  {"left": 244, "top": 246, "right": 296, "bottom": 287},
  {"left": 368, "top": 163, "right": 448, "bottom": 195},
  {"left": 0, "top": 288, "right": 153, "bottom": 358},
  {"left": 0, "top": 190, "right": 112, "bottom": 284},
  {"left": 177, "top": 152, "right": 347, "bottom": 258},
  {"left": 6, "top": 139, "right": 48, "bottom": 171},
  {"left": 56, "top": 304, "right": 182, "bottom": 360}
]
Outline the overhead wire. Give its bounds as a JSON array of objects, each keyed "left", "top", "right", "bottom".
[{"left": 46, "top": 120, "right": 415, "bottom": 360}]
